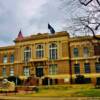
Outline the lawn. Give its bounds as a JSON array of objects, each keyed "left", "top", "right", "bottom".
[
  {"left": 77, "top": 89, "right": 100, "bottom": 97},
  {"left": 15, "top": 84, "right": 100, "bottom": 97}
]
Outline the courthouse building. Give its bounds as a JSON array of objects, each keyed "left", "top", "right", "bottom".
[{"left": 0, "top": 31, "right": 100, "bottom": 85}]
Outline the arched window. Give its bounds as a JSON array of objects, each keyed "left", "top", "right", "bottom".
[
  {"left": 36, "top": 44, "right": 44, "bottom": 58},
  {"left": 24, "top": 47, "right": 31, "bottom": 62},
  {"left": 49, "top": 43, "right": 57, "bottom": 60},
  {"left": 3, "top": 55, "right": 7, "bottom": 63},
  {"left": 10, "top": 54, "right": 14, "bottom": 63}
]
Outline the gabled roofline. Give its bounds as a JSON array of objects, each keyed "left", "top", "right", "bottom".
[{"left": 14, "top": 31, "right": 69, "bottom": 43}]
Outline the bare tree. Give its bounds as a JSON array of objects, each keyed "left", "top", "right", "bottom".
[
  {"left": 78, "top": 0, "right": 100, "bottom": 40},
  {"left": 60, "top": 0, "right": 100, "bottom": 40},
  {"left": 60, "top": 0, "right": 100, "bottom": 84}
]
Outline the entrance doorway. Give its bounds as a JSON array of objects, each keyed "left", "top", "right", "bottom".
[
  {"left": 42, "top": 77, "right": 49, "bottom": 85},
  {"left": 36, "top": 66, "right": 43, "bottom": 77},
  {"left": 42, "top": 77, "right": 53, "bottom": 85}
]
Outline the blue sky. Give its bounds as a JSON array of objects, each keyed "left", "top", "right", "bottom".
[{"left": 0, "top": 0, "right": 82, "bottom": 46}]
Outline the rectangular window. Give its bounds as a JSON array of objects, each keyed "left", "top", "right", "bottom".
[
  {"left": 24, "top": 52, "right": 31, "bottom": 62},
  {"left": 10, "top": 67, "right": 14, "bottom": 76},
  {"left": 49, "top": 64, "right": 57, "bottom": 75},
  {"left": 36, "top": 50, "right": 44, "bottom": 58},
  {"left": 83, "top": 47, "right": 89, "bottom": 57},
  {"left": 74, "top": 64, "right": 80, "bottom": 74},
  {"left": 2, "top": 68, "right": 6, "bottom": 77},
  {"left": 84, "top": 63, "right": 90, "bottom": 73},
  {"left": 49, "top": 49, "right": 57, "bottom": 60},
  {"left": 3, "top": 56, "right": 7, "bottom": 63},
  {"left": 94, "top": 45, "right": 100, "bottom": 56},
  {"left": 49, "top": 43, "right": 57, "bottom": 60},
  {"left": 52, "top": 49, "right": 57, "bottom": 59},
  {"left": 10, "top": 55, "right": 14, "bottom": 63},
  {"left": 36, "top": 45, "right": 44, "bottom": 59},
  {"left": 95, "top": 63, "right": 100, "bottom": 73},
  {"left": 23, "top": 67, "right": 30, "bottom": 77},
  {"left": 73, "top": 48, "right": 78, "bottom": 57}
]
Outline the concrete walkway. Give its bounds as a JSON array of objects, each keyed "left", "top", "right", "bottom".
[{"left": 0, "top": 96, "right": 100, "bottom": 100}]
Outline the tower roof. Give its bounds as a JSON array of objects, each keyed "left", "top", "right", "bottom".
[{"left": 17, "top": 30, "right": 23, "bottom": 40}]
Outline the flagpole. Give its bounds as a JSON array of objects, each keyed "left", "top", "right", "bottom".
[{"left": 47, "top": 23, "right": 55, "bottom": 85}]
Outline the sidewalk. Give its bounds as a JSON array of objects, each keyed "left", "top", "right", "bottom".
[
  {"left": 0, "top": 96, "right": 100, "bottom": 100},
  {"left": 0, "top": 96, "right": 66, "bottom": 100}
]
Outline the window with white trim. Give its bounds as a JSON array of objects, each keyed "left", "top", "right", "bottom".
[
  {"left": 10, "top": 67, "right": 14, "bottom": 76},
  {"left": 24, "top": 47, "right": 31, "bottom": 62},
  {"left": 49, "top": 43, "right": 57, "bottom": 60},
  {"left": 49, "top": 64, "right": 57, "bottom": 75},
  {"left": 83, "top": 47, "right": 89, "bottom": 57},
  {"left": 23, "top": 67, "right": 30, "bottom": 77},
  {"left": 3, "top": 55, "right": 7, "bottom": 63},
  {"left": 36, "top": 44, "right": 44, "bottom": 58},
  {"left": 2, "top": 68, "right": 6, "bottom": 77},
  {"left": 10, "top": 54, "right": 14, "bottom": 63}
]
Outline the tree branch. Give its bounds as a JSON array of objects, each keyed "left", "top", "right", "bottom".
[
  {"left": 79, "top": 0, "right": 93, "bottom": 6},
  {"left": 95, "top": 23, "right": 100, "bottom": 30},
  {"left": 96, "top": 0, "right": 100, "bottom": 6},
  {"left": 85, "top": 24, "right": 100, "bottom": 40}
]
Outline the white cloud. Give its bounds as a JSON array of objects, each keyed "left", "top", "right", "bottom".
[{"left": 0, "top": 0, "right": 67, "bottom": 46}]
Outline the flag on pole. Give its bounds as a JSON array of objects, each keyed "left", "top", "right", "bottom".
[{"left": 48, "top": 23, "right": 55, "bottom": 34}]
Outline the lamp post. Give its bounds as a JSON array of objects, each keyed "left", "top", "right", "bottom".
[
  {"left": 15, "top": 61, "right": 19, "bottom": 86},
  {"left": 68, "top": 42, "right": 73, "bottom": 84}
]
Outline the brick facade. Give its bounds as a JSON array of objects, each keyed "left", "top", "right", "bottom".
[{"left": 0, "top": 31, "right": 100, "bottom": 85}]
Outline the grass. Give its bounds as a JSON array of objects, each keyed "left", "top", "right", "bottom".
[
  {"left": 77, "top": 89, "right": 100, "bottom": 97},
  {"left": 13, "top": 84, "right": 100, "bottom": 97}
]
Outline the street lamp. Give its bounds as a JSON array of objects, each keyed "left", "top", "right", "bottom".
[
  {"left": 16, "top": 61, "right": 18, "bottom": 85},
  {"left": 68, "top": 42, "right": 73, "bottom": 84}
]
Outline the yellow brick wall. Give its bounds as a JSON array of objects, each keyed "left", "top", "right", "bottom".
[{"left": 0, "top": 32, "right": 99, "bottom": 84}]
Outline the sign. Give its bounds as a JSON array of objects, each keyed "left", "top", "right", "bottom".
[{"left": 64, "top": 78, "right": 69, "bottom": 83}]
